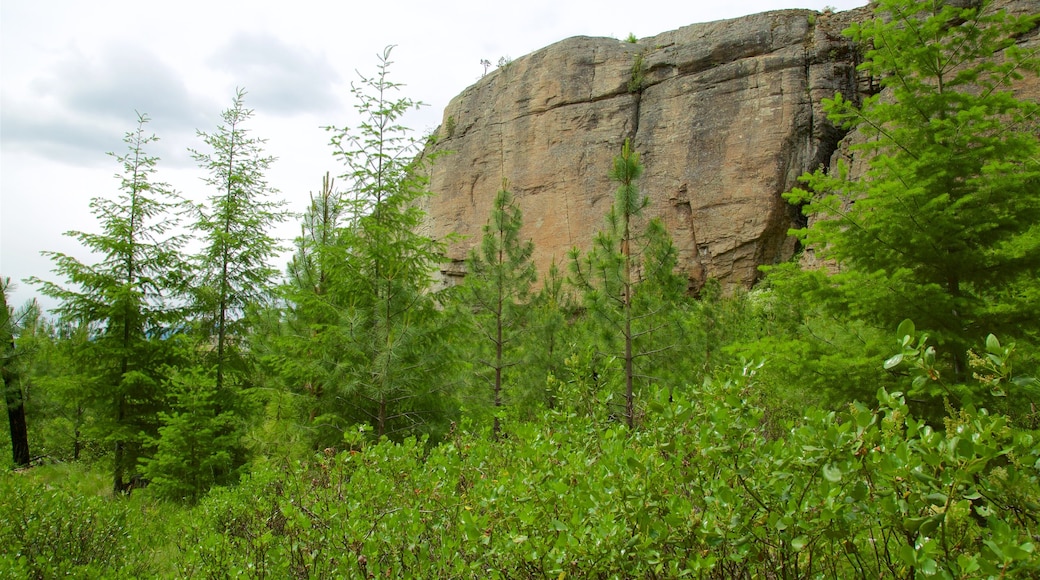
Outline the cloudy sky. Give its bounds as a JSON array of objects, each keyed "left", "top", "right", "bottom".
[{"left": 1, "top": 0, "right": 868, "bottom": 311}]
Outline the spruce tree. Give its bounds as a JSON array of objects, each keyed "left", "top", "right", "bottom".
[{"left": 29, "top": 113, "right": 190, "bottom": 492}]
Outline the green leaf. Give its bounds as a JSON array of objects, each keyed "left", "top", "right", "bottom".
[
  {"left": 897, "top": 319, "right": 915, "bottom": 343},
  {"left": 791, "top": 536, "right": 808, "bottom": 551},
  {"left": 919, "top": 513, "right": 944, "bottom": 536},
  {"left": 925, "top": 493, "right": 948, "bottom": 507},
  {"left": 823, "top": 463, "right": 842, "bottom": 483},
  {"left": 985, "top": 334, "right": 1001, "bottom": 354},
  {"left": 883, "top": 353, "right": 904, "bottom": 370}
]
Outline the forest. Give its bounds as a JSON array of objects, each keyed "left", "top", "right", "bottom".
[{"left": 2, "top": 0, "right": 1039, "bottom": 577}]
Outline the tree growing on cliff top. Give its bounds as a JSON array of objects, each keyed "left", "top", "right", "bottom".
[{"left": 784, "top": 0, "right": 1040, "bottom": 382}]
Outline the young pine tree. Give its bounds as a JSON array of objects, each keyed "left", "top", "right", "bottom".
[
  {"left": 460, "top": 180, "right": 536, "bottom": 437},
  {"left": 29, "top": 114, "right": 190, "bottom": 492},
  {"left": 570, "top": 140, "right": 685, "bottom": 427},
  {"left": 256, "top": 172, "right": 347, "bottom": 451}
]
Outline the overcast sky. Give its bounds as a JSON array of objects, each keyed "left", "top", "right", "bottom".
[{"left": 1, "top": 0, "right": 868, "bottom": 311}]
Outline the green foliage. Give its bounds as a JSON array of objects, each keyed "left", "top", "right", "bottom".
[
  {"left": 191, "top": 88, "right": 287, "bottom": 391},
  {"left": 786, "top": 0, "right": 1040, "bottom": 368},
  {"left": 28, "top": 113, "right": 190, "bottom": 492},
  {"left": 3, "top": 329, "right": 1039, "bottom": 577},
  {"left": 570, "top": 140, "right": 686, "bottom": 426},
  {"left": 627, "top": 50, "right": 646, "bottom": 93},
  {"left": 0, "top": 466, "right": 152, "bottom": 577},
  {"left": 17, "top": 317, "right": 103, "bottom": 462},
  {"left": 516, "top": 259, "right": 575, "bottom": 413},
  {"left": 284, "top": 45, "right": 457, "bottom": 441},
  {"left": 458, "top": 181, "right": 537, "bottom": 435},
  {"left": 140, "top": 364, "right": 244, "bottom": 502},
  {"left": 736, "top": 264, "right": 897, "bottom": 416}
]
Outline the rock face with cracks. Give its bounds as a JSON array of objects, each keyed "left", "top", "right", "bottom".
[{"left": 418, "top": 0, "right": 1037, "bottom": 292}]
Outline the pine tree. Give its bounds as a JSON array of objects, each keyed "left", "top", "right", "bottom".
[
  {"left": 521, "top": 259, "right": 573, "bottom": 412},
  {"left": 255, "top": 172, "right": 346, "bottom": 451},
  {"left": 570, "top": 141, "right": 685, "bottom": 427},
  {"left": 785, "top": 0, "right": 1040, "bottom": 379},
  {"left": 460, "top": 181, "right": 536, "bottom": 437},
  {"left": 29, "top": 114, "right": 190, "bottom": 492},
  {"left": 320, "top": 46, "right": 455, "bottom": 440}
]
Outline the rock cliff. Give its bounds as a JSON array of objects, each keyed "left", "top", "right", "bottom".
[{"left": 419, "top": 1, "right": 1037, "bottom": 293}]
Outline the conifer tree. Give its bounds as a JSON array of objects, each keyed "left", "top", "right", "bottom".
[
  {"left": 570, "top": 141, "right": 685, "bottom": 427},
  {"left": 144, "top": 90, "right": 287, "bottom": 496},
  {"left": 139, "top": 365, "right": 240, "bottom": 501},
  {"left": 521, "top": 259, "right": 573, "bottom": 412},
  {"left": 29, "top": 113, "right": 190, "bottom": 492},
  {"left": 785, "top": 0, "right": 1040, "bottom": 379},
  {"left": 461, "top": 181, "right": 536, "bottom": 437},
  {"left": 190, "top": 88, "right": 287, "bottom": 392},
  {"left": 320, "top": 46, "right": 455, "bottom": 440},
  {"left": 255, "top": 172, "right": 346, "bottom": 451}
]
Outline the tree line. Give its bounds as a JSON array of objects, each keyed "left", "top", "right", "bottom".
[{"left": 2, "top": 0, "right": 1038, "bottom": 513}]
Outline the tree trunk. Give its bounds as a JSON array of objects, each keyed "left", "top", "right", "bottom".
[
  {"left": 1, "top": 313, "right": 30, "bottom": 467},
  {"left": 2, "top": 370, "right": 30, "bottom": 468}
]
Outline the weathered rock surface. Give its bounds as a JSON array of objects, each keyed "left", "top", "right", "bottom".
[{"left": 419, "top": 1, "right": 1037, "bottom": 292}]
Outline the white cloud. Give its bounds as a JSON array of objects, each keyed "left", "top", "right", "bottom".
[
  {"left": 208, "top": 32, "right": 343, "bottom": 116},
  {"left": 3, "top": 44, "right": 215, "bottom": 166}
]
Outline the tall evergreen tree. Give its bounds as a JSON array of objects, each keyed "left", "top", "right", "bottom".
[
  {"left": 570, "top": 141, "right": 685, "bottom": 427},
  {"left": 29, "top": 113, "right": 190, "bottom": 492},
  {"left": 320, "top": 46, "right": 455, "bottom": 440},
  {"left": 190, "top": 88, "right": 287, "bottom": 391},
  {"left": 460, "top": 181, "right": 536, "bottom": 437},
  {"left": 142, "top": 89, "right": 287, "bottom": 497},
  {"left": 254, "top": 172, "right": 346, "bottom": 451},
  {"left": 784, "top": 0, "right": 1040, "bottom": 380}
]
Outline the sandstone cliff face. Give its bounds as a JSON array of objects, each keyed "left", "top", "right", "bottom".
[{"left": 419, "top": 1, "right": 1037, "bottom": 292}]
